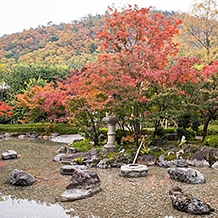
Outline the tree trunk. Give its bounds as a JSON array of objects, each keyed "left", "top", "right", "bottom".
[
  {"left": 202, "top": 107, "right": 218, "bottom": 142},
  {"left": 133, "top": 104, "right": 140, "bottom": 147},
  {"left": 202, "top": 117, "right": 210, "bottom": 142}
]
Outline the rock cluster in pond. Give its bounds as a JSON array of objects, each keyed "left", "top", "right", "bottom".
[
  {"left": 58, "top": 148, "right": 100, "bottom": 167},
  {"left": 167, "top": 167, "right": 205, "bottom": 184},
  {"left": 54, "top": 146, "right": 134, "bottom": 168},
  {"left": 169, "top": 186, "right": 214, "bottom": 215},
  {"left": 2, "top": 150, "right": 18, "bottom": 160},
  {"left": 2, "top": 133, "right": 218, "bottom": 170},
  {"left": 10, "top": 169, "right": 35, "bottom": 186},
  {"left": 52, "top": 142, "right": 218, "bottom": 172},
  {"left": 58, "top": 168, "right": 101, "bottom": 202}
]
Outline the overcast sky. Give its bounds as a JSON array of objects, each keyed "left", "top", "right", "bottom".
[{"left": 0, "top": 0, "right": 195, "bottom": 37}]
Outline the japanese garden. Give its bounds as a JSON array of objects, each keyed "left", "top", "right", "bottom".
[{"left": 0, "top": 1, "right": 218, "bottom": 217}]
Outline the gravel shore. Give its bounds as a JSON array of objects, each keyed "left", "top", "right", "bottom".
[{"left": 0, "top": 139, "right": 217, "bottom": 218}]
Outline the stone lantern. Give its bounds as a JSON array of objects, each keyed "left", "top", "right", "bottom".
[{"left": 102, "top": 116, "right": 119, "bottom": 153}]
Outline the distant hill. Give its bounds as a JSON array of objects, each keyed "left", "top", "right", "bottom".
[
  {"left": 0, "top": 10, "right": 178, "bottom": 69},
  {"left": 0, "top": 14, "right": 106, "bottom": 69}
]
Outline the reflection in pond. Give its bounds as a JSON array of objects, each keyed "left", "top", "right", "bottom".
[{"left": 0, "top": 195, "right": 72, "bottom": 218}]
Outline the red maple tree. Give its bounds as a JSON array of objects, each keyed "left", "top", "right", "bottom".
[{"left": 0, "top": 102, "right": 12, "bottom": 118}]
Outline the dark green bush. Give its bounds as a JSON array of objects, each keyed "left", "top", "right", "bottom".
[
  {"left": 154, "top": 126, "right": 165, "bottom": 138},
  {"left": 115, "top": 129, "right": 129, "bottom": 144},
  {"left": 53, "top": 123, "right": 78, "bottom": 134},
  {"left": 176, "top": 127, "right": 195, "bottom": 140},
  {"left": 178, "top": 113, "right": 191, "bottom": 129}
]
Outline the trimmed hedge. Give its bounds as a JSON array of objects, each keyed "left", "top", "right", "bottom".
[{"left": 0, "top": 123, "right": 78, "bottom": 135}]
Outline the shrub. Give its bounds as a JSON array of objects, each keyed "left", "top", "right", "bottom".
[
  {"left": 165, "top": 128, "right": 176, "bottom": 133},
  {"left": 204, "top": 135, "right": 218, "bottom": 148},
  {"left": 115, "top": 129, "right": 129, "bottom": 144},
  {"left": 53, "top": 123, "right": 78, "bottom": 134},
  {"left": 153, "top": 126, "right": 165, "bottom": 138},
  {"left": 70, "top": 139, "right": 92, "bottom": 152},
  {"left": 178, "top": 113, "right": 191, "bottom": 129},
  {"left": 176, "top": 127, "right": 195, "bottom": 140}
]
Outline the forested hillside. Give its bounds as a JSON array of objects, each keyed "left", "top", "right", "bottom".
[
  {"left": 0, "top": 14, "right": 105, "bottom": 68},
  {"left": 1, "top": 3, "right": 218, "bottom": 68}
]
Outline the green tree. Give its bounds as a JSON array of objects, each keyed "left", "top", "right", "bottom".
[{"left": 2, "top": 63, "right": 71, "bottom": 96}]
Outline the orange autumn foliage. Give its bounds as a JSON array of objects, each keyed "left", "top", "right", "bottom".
[{"left": 0, "top": 102, "right": 12, "bottom": 118}]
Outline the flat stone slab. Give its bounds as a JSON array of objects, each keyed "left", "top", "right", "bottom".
[
  {"left": 59, "top": 186, "right": 101, "bottom": 202},
  {"left": 50, "top": 134, "right": 84, "bottom": 144},
  {"left": 2, "top": 150, "right": 17, "bottom": 160},
  {"left": 120, "top": 164, "right": 148, "bottom": 178}
]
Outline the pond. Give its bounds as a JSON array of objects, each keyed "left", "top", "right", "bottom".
[
  {"left": 0, "top": 195, "right": 71, "bottom": 218},
  {"left": 0, "top": 138, "right": 98, "bottom": 218},
  {"left": 1, "top": 138, "right": 218, "bottom": 218}
]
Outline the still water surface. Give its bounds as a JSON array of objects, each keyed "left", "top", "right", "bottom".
[{"left": 0, "top": 195, "right": 72, "bottom": 218}]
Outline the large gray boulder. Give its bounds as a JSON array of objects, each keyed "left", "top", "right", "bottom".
[
  {"left": 137, "top": 154, "right": 157, "bottom": 166},
  {"left": 10, "top": 169, "right": 35, "bottom": 186},
  {"left": 167, "top": 167, "right": 205, "bottom": 184},
  {"left": 187, "top": 151, "right": 210, "bottom": 167},
  {"left": 53, "top": 153, "right": 65, "bottom": 162},
  {"left": 59, "top": 168, "right": 101, "bottom": 202},
  {"left": 169, "top": 186, "right": 214, "bottom": 215},
  {"left": 201, "top": 147, "right": 218, "bottom": 165},
  {"left": 173, "top": 158, "right": 188, "bottom": 167}
]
